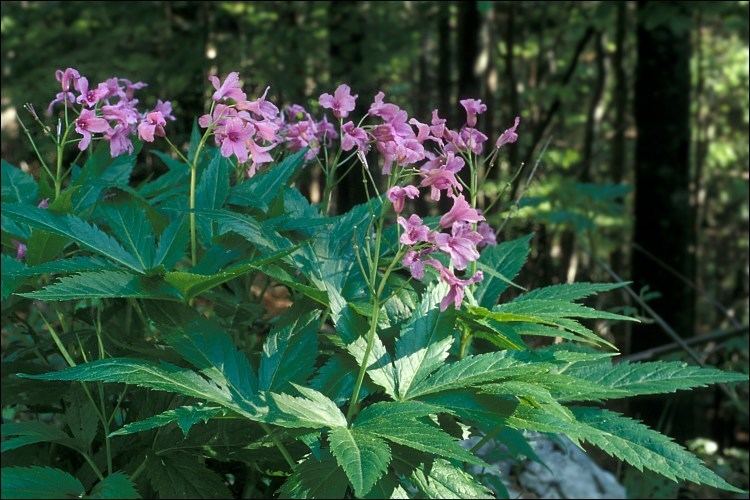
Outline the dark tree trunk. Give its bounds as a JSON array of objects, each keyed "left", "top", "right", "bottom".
[
  {"left": 631, "top": 0, "right": 696, "bottom": 438},
  {"left": 329, "top": 1, "right": 368, "bottom": 214},
  {"left": 437, "top": 3, "right": 453, "bottom": 124},
  {"left": 457, "top": 0, "right": 480, "bottom": 111},
  {"left": 501, "top": 2, "right": 521, "bottom": 180},
  {"left": 579, "top": 31, "right": 605, "bottom": 182}
]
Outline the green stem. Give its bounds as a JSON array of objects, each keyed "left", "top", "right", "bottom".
[
  {"left": 260, "top": 422, "right": 296, "bottom": 468},
  {"left": 346, "top": 297, "right": 380, "bottom": 421}
]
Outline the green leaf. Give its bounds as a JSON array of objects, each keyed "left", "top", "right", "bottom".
[
  {"left": 229, "top": 149, "right": 307, "bottom": 212},
  {"left": 18, "top": 359, "right": 232, "bottom": 407},
  {"left": 64, "top": 388, "right": 99, "bottom": 451},
  {"left": 196, "top": 152, "right": 231, "bottom": 245},
  {"left": 561, "top": 360, "right": 749, "bottom": 401},
  {"left": 328, "top": 427, "right": 392, "bottom": 497},
  {"left": 109, "top": 405, "right": 225, "bottom": 437},
  {"left": 161, "top": 317, "right": 259, "bottom": 412},
  {"left": 1, "top": 254, "right": 27, "bottom": 300},
  {"left": 18, "top": 271, "right": 183, "bottom": 301},
  {"left": 269, "top": 384, "right": 347, "bottom": 429},
  {"left": 410, "top": 458, "right": 494, "bottom": 499},
  {"left": 474, "top": 234, "right": 532, "bottom": 307},
  {"left": 493, "top": 299, "right": 637, "bottom": 323},
  {"left": 259, "top": 311, "right": 320, "bottom": 392},
  {"left": 1, "top": 466, "right": 85, "bottom": 499},
  {"left": 145, "top": 452, "right": 232, "bottom": 499},
  {"left": 19, "top": 256, "right": 111, "bottom": 277},
  {"left": 1, "top": 421, "right": 71, "bottom": 453},
  {"left": 394, "top": 283, "right": 456, "bottom": 399},
  {"left": 164, "top": 245, "right": 297, "bottom": 299},
  {"left": 279, "top": 451, "right": 349, "bottom": 499},
  {"left": 572, "top": 407, "right": 743, "bottom": 493},
  {"left": 25, "top": 186, "right": 77, "bottom": 265},
  {"left": 1, "top": 161, "right": 37, "bottom": 204},
  {"left": 153, "top": 215, "right": 188, "bottom": 269},
  {"left": 88, "top": 472, "right": 140, "bottom": 499},
  {"left": 405, "top": 350, "right": 551, "bottom": 399},
  {"left": 70, "top": 143, "right": 138, "bottom": 212},
  {"left": 102, "top": 204, "right": 156, "bottom": 270},
  {"left": 356, "top": 416, "right": 484, "bottom": 466},
  {"left": 2, "top": 203, "right": 143, "bottom": 273},
  {"left": 513, "top": 282, "right": 627, "bottom": 302}
]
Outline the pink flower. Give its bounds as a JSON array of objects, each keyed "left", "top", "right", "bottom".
[
  {"left": 75, "top": 109, "right": 110, "bottom": 151},
  {"left": 398, "top": 214, "right": 430, "bottom": 245},
  {"left": 433, "top": 222, "right": 483, "bottom": 270},
  {"left": 137, "top": 111, "right": 167, "bottom": 143},
  {"left": 319, "top": 84, "right": 357, "bottom": 119},
  {"left": 154, "top": 100, "right": 176, "bottom": 121},
  {"left": 37, "top": 198, "right": 50, "bottom": 209},
  {"left": 254, "top": 120, "right": 280, "bottom": 142},
  {"left": 409, "top": 118, "right": 431, "bottom": 143},
  {"left": 75, "top": 77, "right": 108, "bottom": 107},
  {"left": 105, "top": 124, "right": 135, "bottom": 157},
  {"left": 239, "top": 86, "right": 280, "bottom": 120},
  {"left": 460, "top": 99, "right": 487, "bottom": 127},
  {"left": 477, "top": 222, "right": 497, "bottom": 247},
  {"left": 496, "top": 116, "right": 520, "bottom": 148},
  {"left": 55, "top": 68, "right": 80, "bottom": 91},
  {"left": 102, "top": 102, "right": 140, "bottom": 126},
  {"left": 341, "top": 121, "right": 369, "bottom": 152},
  {"left": 119, "top": 78, "right": 148, "bottom": 99},
  {"left": 425, "top": 259, "right": 483, "bottom": 310},
  {"left": 198, "top": 104, "right": 233, "bottom": 129},
  {"left": 247, "top": 138, "right": 275, "bottom": 168},
  {"left": 13, "top": 240, "right": 27, "bottom": 261},
  {"left": 209, "top": 72, "right": 246, "bottom": 103},
  {"left": 368, "top": 91, "right": 401, "bottom": 121},
  {"left": 459, "top": 127, "right": 488, "bottom": 155},
  {"left": 47, "top": 92, "right": 75, "bottom": 116},
  {"left": 440, "top": 194, "right": 485, "bottom": 228},
  {"left": 218, "top": 117, "right": 253, "bottom": 162},
  {"left": 430, "top": 110, "right": 447, "bottom": 140},
  {"left": 387, "top": 185, "right": 420, "bottom": 213},
  {"left": 419, "top": 151, "right": 464, "bottom": 201},
  {"left": 402, "top": 249, "right": 434, "bottom": 280}
]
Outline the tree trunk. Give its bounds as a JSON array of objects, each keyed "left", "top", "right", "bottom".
[
  {"left": 501, "top": 2, "right": 521, "bottom": 180},
  {"left": 631, "top": 0, "right": 696, "bottom": 438},
  {"left": 437, "top": 3, "right": 453, "bottom": 124}
]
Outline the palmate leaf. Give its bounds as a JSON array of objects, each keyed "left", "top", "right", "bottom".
[
  {"left": 328, "top": 427, "right": 392, "bottom": 497},
  {"left": 108, "top": 405, "right": 225, "bottom": 437},
  {"left": 560, "top": 359, "right": 749, "bottom": 401},
  {"left": 573, "top": 407, "right": 743, "bottom": 493},
  {"left": 19, "top": 256, "right": 111, "bottom": 277},
  {"left": 18, "top": 358, "right": 233, "bottom": 408},
  {"left": 269, "top": 384, "right": 347, "bottom": 429},
  {"left": 70, "top": 141, "right": 138, "bottom": 212},
  {"left": 144, "top": 451, "right": 232, "bottom": 499},
  {"left": 161, "top": 317, "right": 260, "bottom": 413},
  {"left": 506, "top": 403, "right": 744, "bottom": 493},
  {"left": 279, "top": 451, "right": 349, "bottom": 499},
  {"left": 2, "top": 203, "right": 143, "bottom": 273},
  {"left": 1, "top": 160, "right": 38, "bottom": 204},
  {"left": 353, "top": 401, "right": 484, "bottom": 466},
  {"left": 24, "top": 186, "right": 77, "bottom": 265},
  {"left": 394, "top": 283, "right": 457, "bottom": 399},
  {"left": 1, "top": 254, "right": 27, "bottom": 300},
  {"left": 259, "top": 311, "right": 320, "bottom": 392},
  {"left": 513, "top": 281, "right": 627, "bottom": 302},
  {"left": 474, "top": 233, "right": 532, "bottom": 308},
  {"left": 1, "top": 421, "right": 73, "bottom": 453},
  {"left": 163, "top": 244, "right": 298, "bottom": 299},
  {"left": 404, "top": 350, "right": 552, "bottom": 399},
  {"left": 229, "top": 149, "right": 307, "bottom": 212},
  {"left": 102, "top": 203, "right": 156, "bottom": 270},
  {"left": 1, "top": 466, "right": 85, "bottom": 499},
  {"left": 196, "top": 152, "right": 231, "bottom": 246},
  {"left": 410, "top": 458, "right": 494, "bottom": 499},
  {"left": 153, "top": 215, "right": 189, "bottom": 269},
  {"left": 88, "top": 472, "right": 140, "bottom": 499},
  {"left": 17, "top": 271, "right": 183, "bottom": 301},
  {"left": 493, "top": 299, "right": 637, "bottom": 323}
]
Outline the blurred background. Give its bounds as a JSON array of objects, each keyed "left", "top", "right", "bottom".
[{"left": 1, "top": 1, "right": 748, "bottom": 497}]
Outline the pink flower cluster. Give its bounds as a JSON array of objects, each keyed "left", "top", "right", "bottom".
[
  {"left": 48, "top": 68, "right": 174, "bottom": 157},
  {"left": 199, "top": 73, "right": 286, "bottom": 177},
  {"left": 296, "top": 84, "right": 520, "bottom": 310}
]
